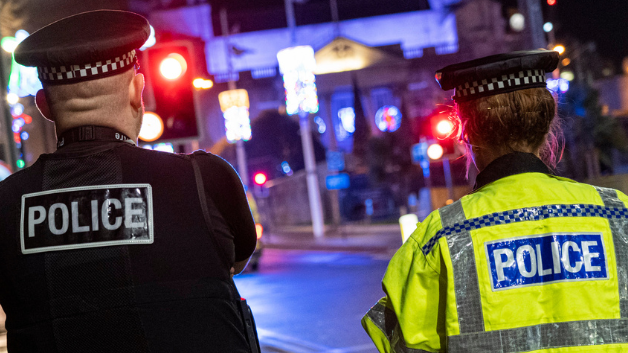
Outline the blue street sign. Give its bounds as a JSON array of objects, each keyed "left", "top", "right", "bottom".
[
  {"left": 326, "top": 173, "right": 350, "bottom": 190},
  {"left": 326, "top": 151, "right": 345, "bottom": 172},
  {"left": 411, "top": 142, "right": 428, "bottom": 164}
]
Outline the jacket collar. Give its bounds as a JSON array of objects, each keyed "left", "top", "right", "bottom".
[{"left": 473, "top": 152, "right": 552, "bottom": 191}]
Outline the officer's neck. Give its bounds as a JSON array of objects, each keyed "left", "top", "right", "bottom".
[
  {"left": 473, "top": 146, "right": 539, "bottom": 173},
  {"left": 57, "top": 123, "right": 137, "bottom": 143}
]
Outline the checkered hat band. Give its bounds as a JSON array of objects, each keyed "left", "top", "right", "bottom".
[
  {"left": 422, "top": 203, "right": 628, "bottom": 255},
  {"left": 453, "top": 70, "right": 547, "bottom": 102},
  {"left": 37, "top": 50, "right": 137, "bottom": 84}
]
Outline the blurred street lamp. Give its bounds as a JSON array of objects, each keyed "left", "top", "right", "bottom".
[
  {"left": 6, "top": 93, "right": 19, "bottom": 105},
  {"left": 543, "top": 22, "right": 553, "bottom": 33},
  {"left": 139, "top": 112, "right": 164, "bottom": 142},
  {"left": 192, "top": 78, "right": 213, "bottom": 90},
  {"left": 219, "top": 89, "right": 251, "bottom": 187},
  {"left": 509, "top": 13, "right": 525, "bottom": 32},
  {"left": 277, "top": 45, "right": 324, "bottom": 238},
  {"left": 560, "top": 71, "right": 575, "bottom": 81},
  {"left": 553, "top": 45, "right": 565, "bottom": 55},
  {"left": 1, "top": 37, "right": 17, "bottom": 53}
]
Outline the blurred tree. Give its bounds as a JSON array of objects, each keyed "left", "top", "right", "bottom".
[{"left": 560, "top": 85, "right": 628, "bottom": 178}]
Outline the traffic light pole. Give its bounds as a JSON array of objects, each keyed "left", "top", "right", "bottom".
[
  {"left": 236, "top": 140, "right": 249, "bottom": 188},
  {"left": 299, "top": 111, "right": 325, "bottom": 238},
  {"left": 221, "top": 8, "right": 249, "bottom": 188}
]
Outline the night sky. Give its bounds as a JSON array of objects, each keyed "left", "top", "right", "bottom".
[{"left": 552, "top": 0, "right": 628, "bottom": 69}]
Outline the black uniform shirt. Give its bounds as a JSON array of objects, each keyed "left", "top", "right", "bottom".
[{"left": 52, "top": 140, "right": 257, "bottom": 262}]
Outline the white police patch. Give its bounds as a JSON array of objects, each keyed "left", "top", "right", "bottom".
[
  {"left": 20, "top": 184, "right": 154, "bottom": 254},
  {"left": 485, "top": 233, "right": 608, "bottom": 291}
]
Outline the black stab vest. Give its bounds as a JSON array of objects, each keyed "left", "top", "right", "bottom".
[{"left": 0, "top": 141, "right": 249, "bottom": 352}]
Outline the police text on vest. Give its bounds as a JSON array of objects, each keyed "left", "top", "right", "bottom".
[
  {"left": 485, "top": 233, "right": 608, "bottom": 290},
  {"left": 20, "top": 184, "right": 154, "bottom": 254}
]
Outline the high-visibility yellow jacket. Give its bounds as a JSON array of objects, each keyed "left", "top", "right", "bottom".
[{"left": 363, "top": 156, "right": 628, "bottom": 352}]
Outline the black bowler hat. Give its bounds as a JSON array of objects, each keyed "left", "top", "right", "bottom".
[
  {"left": 14, "top": 10, "right": 150, "bottom": 85},
  {"left": 435, "top": 50, "right": 560, "bottom": 102}
]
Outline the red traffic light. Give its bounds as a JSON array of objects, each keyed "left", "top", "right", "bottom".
[
  {"left": 436, "top": 120, "right": 454, "bottom": 136},
  {"left": 547, "top": 0, "right": 556, "bottom": 5},
  {"left": 159, "top": 53, "right": 187, "bottom": 80},
  {"left": 143, "top": 42, "right": 203, "bottom": 141},
  {"left": 254, "top": 173, "right": 267, "bottom": 186},
  {"left": 431, "top": 114, "right": 456, "bottom": 138}
]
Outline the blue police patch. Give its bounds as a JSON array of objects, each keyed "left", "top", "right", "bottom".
[
  {"left": 485, "top": 233, "right": 608, "bottom": 291},
  {"left": 20, "top": 184, "right": 154, "bottom": 254}
]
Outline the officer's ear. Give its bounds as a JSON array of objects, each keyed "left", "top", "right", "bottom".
[
  {"left": 35, "top": 89, "right": 54, "bottom": 122},
  {"left": 129, "top": 72, "right": 144, "bottom": 111}
]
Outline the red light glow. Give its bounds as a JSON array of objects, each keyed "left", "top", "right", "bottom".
[
  {"left": 547, "top": 0, "right": 556, "bottom": 5},
  {"left": 436, "top": 120, "right": 454, "bottom": 136},
  {"left": 254, "top": 173, "right": 267, "bottom": 186},
  {"left": 159, "top": 53, "right": 187, "bottom": 80}
]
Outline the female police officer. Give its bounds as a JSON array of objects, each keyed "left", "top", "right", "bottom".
[{"left": 362, "top": 50, "right": 628, "bottom": 352}]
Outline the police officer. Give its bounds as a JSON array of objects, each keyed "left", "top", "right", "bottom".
[
  {"left": 0, "top": 10, "right": 257, "bottom": 352},
  {"left": 362, "top": 50, "right": 628, "bottom": 352}
]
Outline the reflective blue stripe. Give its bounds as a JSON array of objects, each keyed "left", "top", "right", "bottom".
[{"left": 422, "top": 204, "right": 628, "bottom": 255}]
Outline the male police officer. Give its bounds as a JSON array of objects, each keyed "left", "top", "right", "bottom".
[
  {"left": 363, "top": 50, "right": 628, "bottom": 352},
  {"left": 0, "top": 10, "right": 257, "bottom": 352}
]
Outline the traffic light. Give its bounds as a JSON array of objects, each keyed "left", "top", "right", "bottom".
[
  {"left": 431, "top": 113, "right": 455, "bottom": 139},
  {"left": 547, "top": 0, "right": 556, "bottom": 5},
  {"left": 141, "top": 40, "right": 208, "bottom": 142},
  {"left": 425, "top": 111, "right": 459, "bottom": 160}
]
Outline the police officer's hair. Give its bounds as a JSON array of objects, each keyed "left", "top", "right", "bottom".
[
  {"left": 456, "top": 87, "right": 563, "bottom": 172},
  {"left": 42, "top": 69, "right": 134, "bottom": 131}
]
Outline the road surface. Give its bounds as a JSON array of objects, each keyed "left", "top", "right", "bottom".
[{"left": 234, "top": 248, "right": 394, "bottom": 353}]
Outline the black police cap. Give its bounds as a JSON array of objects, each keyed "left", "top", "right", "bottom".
[
  {"left": 435, "top": 50, "right": 560, "bottom": 102},
  {"left": 14, "top": 10, "right": 150, "bottom": 85}
]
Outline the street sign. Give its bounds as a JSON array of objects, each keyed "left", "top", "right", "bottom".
[
  {"left": 411, "top": 142, "right": 428, "bottom": 164},
  {"left": 326, "top": 151, "right": 345, "bottom": 172},
  {"left": 326, "top": 173, "right": 350, "bottom": 190}
]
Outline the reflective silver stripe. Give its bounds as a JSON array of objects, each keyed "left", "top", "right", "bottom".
[
  {"left": 422, "top": 203, "right": 628, "bottom": 255},
  {"left": 366, "top": 303, "right": 434, "bottom": 352},
  {"left": 393, "top": 338, "right": 434, "bottom": 353},
  {"left": 439, "top": 201, "right": 485, "bottom": 334},
  {"left": 596, "top": 186, "right": 628, "bottom": 318},
  {"left": 447, "top": 318, "right": 628, "bottom": 352},
  {"left": 366, "top": 302, "right": 397, "bottom": 340}
]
